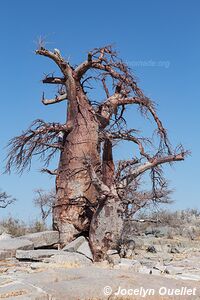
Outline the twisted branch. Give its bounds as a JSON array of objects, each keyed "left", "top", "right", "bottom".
[{"left": 6, "top": 119, "right": 72, "bottom": 173}]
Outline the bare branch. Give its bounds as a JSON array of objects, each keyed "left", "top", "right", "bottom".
[
  {"left": 116, "top": 96, "right": 170, "bottom": 151},
  {"left": 115, "top": 159, "right": 140, "bottom": 181},
  {"left": 75, "top": 45, "right": 143, "bottom": 96},
  {"left": 41, "top": 168, "right": 58, "bottom": 175},
  {"left": 102, "top": 77, "right": 110, "bottom": 98},
  {"left": 42, "top": 93, "right": 68, "bottom": 105},
  {"left": 35, "top": 48, "right": 71, "bottom": 76},
  {"left": 42, "top": 76, "right": 65, "bottom": 85},
  {"left": 127, "top": 152, "right": 187, "bottom": 181},
  {"left": 103, "top": 130, "right": 151, "bottom": 161},
  {"left": 0, "top": 190, "right": 16, "bottom": 208},
  {"left": 6, "top": 119, "right": 72, "bottom": 173}
]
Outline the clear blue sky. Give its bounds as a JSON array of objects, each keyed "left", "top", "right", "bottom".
[{"left": 0, "top": 0, "right": 199, "bottom": 221}]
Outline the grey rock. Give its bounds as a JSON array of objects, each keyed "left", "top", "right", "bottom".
[
  {"left": 150, "top": 268, "right": 162, "bottom": 275},
  {"left": 138, "top": 265, "right": 152, "bottom": 275},
  {"left": 0, "top": 250, "right": 12, "bottom": 260},
  {"left": 0, "top": 264, "right": 199, "bottom": 299},
  {"left": 0, "top": 232, "right": 12, "bottom": 240},
  {"left": 117, "top": 258, "right": 142, "bottom": 271},
  {"left": 0, "top": 238, "right": 34, "bottom": 256},
  {"left": 16, "top": 249, "right": 62, "bottom": 261},
  {"left": 48, "top": 252, "right": 92, "bottom": 267},
  {"left": 0, "top": 279, "right": 49, "bottom": 299},
  {"left": 76, "top": 240, "right": 93, "bottom": 260},
  {"left": 155, "top": 226, "right": 171, "bottom": 237},
  {"left": 128, "top": 249, "right": 135, "bottom": 259},
  {"left": 145, "top": 226, "right": 157, "bottom": 235},
  {"left": 30, "top": 262, "right": 48, "bottom": 270},
  {"left": 153, "top": 262, "right": 166, "bottom": 273},
  {"left": 133, "top": 237, "right": 144, "bottom": 249},
  {"left": 106, "top": 249, "right": 118, "bottom": 255},
  {"left": 119, "top": 239, "right": 136, "bottom": 258},
  {"left": 106, "top": 253, "right": 121, "bottom": 266},
  {"left": 62, "top": 235, "right": 86, "bottom": 252},
  {"left": 170, "top": 245, "right": 180, "bottom": 253},
  {"left": 19, "top": 230, "right": 59, "bottom": 248},
  {"left": 154, "top": 244, "right": 170, "bottom": 253},
  {"left": 146, "top": 245, "right": 157, "bottom": 253},
  {"left": 145, "top": 226, "right": 176, "bottom": 238},
  {"left": 106, "top": 249, "right": 121, "bottom": 265}
]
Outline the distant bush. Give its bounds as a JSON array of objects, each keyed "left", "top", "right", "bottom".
[
  {"left": 0, "top": 217, "right": 50, "bottom": 237},
  {"left": 29, "top": 220, "right": 47, "bottom": 233},
  {"left": 0, "top": 217, "right": 27, "bottom": 236},
  {"left": 122, "top": 208, "right": 200, "bottom": 240}
]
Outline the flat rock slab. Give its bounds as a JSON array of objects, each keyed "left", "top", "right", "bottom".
[
  {"left": 77, "top": 240, "right": 93, "bottom": 260},
  {"left": 0, "top": 238, "right": 34, "bottom": 258},
  {"left": 16, "top": 249, "right": 63, "bottom": 261},
  {"left": 19, "top": 230, "right": 59, "bottom": 248},
  {"left": 0, "top": 276, "right": 49, "bottom": 300},
  {"left": 2, "top": 266, "right": 200, "bottom": 300},
  {"left": 62, "top": 235, "right": 86, "bottom": 252},
  {"left": 48, "top": 252, "right": 93, "bottom": 267}
]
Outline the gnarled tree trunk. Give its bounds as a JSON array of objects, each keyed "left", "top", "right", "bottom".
[
  {"left": 53, "top": 83, "right": 100, "bottom": 245},
  {"left": 89, "top": 138, "right": 124, "bottom": 261}
]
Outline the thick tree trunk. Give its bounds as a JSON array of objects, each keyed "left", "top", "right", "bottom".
[
  {"left": 89, "top": 139, "right": 124, "bottom": 261},
  {"left": 53, "top": 85, "right": 100, "bottom": 245},
  {"left": 89, "top": 195, "right": 124, "bottom": 261}
]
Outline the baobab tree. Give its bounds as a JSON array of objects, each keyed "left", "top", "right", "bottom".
[{"left": 6, "top": 45, "right": 187, "bottom": 261}]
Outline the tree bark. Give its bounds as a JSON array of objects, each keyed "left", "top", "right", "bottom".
[
  {"left": 53, "top": 84, "right": 100, "bottom": 245},
  {"left": 89, "top": 138, "right": 123, "bottom": 261},
  {"left": 89, "top": 194, "right": 124, "bottom": 261}
]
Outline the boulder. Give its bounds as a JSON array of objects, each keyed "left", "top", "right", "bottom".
[
  {"left": 106, "top": 253, "right": 121, "bottom": 266},
  {"left": 106, "top": 249, "right": 118, "bottom": 255},
  {"left": 145, "top": 226, "right": 157, "bottom": 235},
  {"left": 119, "top": 239, "right": 136, "bottom": 258},
  {"left": 19, "top": 231, "right": 59, "bottom": 248},
  {"left": 146, "top": 245, "right": 157, "bottom": 253},
  {"left": 0, "top": 238, "right": 34, "bottom": 256},
  {"left": 170, "top": 245, "right": 180, "bottom": 253},
  {"left": 76, "top": 240, "right": 93, "bottom": 260},
  {"left": 62, "top": 236, "right": 86, "bottom": 252},
  {"left": 47, "top": 252, "right": 92, "bottom": 267},
  {"left": 16, "top": 249, "right": 62, "bottom": 261},
  {"left": 106, "top": 249, "right": 120, "bottom": 266}
]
